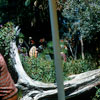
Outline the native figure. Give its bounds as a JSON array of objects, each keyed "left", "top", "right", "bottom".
[{"left": 29, "top": 46, "right": 38, "bottom": 58}]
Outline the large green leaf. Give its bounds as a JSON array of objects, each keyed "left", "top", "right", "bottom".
[{"left": 25, "top": 0, "right": 31, "bottom": 6}]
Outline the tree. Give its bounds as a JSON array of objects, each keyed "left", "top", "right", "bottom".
[{"left": 60, "top": 0, "right": 100, "bottom": 59}]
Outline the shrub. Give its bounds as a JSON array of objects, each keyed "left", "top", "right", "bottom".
[
  {"left": 20, "top": 54, "right": 55, "bottom": 83},
  {"left": 92, "top": 87, "right": 100, "bottom": 100},
  {"left": 20, "top": 53, "right": 97, "bottom": 83},
  {"left": 63, "top": 58, "right": 96, "bottom": 77},
  {"left": 0, "top": 22, "right": 15, "bottom": 56}
]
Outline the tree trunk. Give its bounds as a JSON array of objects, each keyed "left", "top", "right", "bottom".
[
  {"left": 74, "top": 44, "right": 77, "bottom": 60},
  {"left": 10, "top": 41, "right": 100, "bottom": 100},
  {"left": 80, "top": 35, "right": 85, "bottom": 60},
  {"left": 67, "top": 41, "right": 74, "bottom": 58}
]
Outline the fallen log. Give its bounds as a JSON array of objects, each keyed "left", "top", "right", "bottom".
[{"left": 10, "top": 41, "right": 100, "bottom": 100}]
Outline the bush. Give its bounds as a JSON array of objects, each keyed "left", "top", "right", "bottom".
[
  {"left": 20, "top": 53, "right": 97, "bottom": 83},
  {"left": 20, "top": 54, "right": 56, "bottom": 83},
  {"left": 0, "top": 22, "right": 15, "bottom": 56},
  {"left": 92, "top": 87, "right": 100, "bottom": 100},
  {"left": 63, "top": 58, "right": 96, "bottom": 77}
]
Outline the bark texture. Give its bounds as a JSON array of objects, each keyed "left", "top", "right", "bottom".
[{"left": 10, "top": 41, "right": 100, "bottom": 100}]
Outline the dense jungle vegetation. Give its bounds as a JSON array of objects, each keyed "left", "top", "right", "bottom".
[{"left": 0, "top": 0, "right": 100, "bottom": 99}]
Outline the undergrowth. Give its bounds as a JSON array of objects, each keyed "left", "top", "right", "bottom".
[{"left": 20, "top": 54, "right": 97, "bottom": 83}]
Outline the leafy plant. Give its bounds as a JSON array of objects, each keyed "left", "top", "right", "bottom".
[
  {"left": 20, "top": 52, "right": 97, "bottom": 83},
  {"left": 0, "top": 22, "right": 15, "bottom": 56},
  {"left": 20, "top": 54, "right": 56, "bottom": 83},
  {"left": 59, "top": 0, "right": 100, "bottom": 59},
  {"left": 96, "top": 88, "right": 100, "bottom": 98},
  {"left": 92, "top": 87, "right": 100, "bottom": 100},
  {"left": 18, "top": 89, "right": 23, "bottom": 100}
]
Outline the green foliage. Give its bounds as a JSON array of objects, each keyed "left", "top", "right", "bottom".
[
  {"left": 18, "top": 89, "right": 23, "bottom": 100},
  {"left": 20, "top": 55, "right": 56, "bottom": 83},
  {"left": 18, "top": 33, "right": 24, "bottom": 38},
  {"left": 46, "top": 41, "right": 68, "bottom": 55},
  {"left": 92, "top": 87, "right": 100, "bottom": 100},
  {"left": 25, "top": 0, "right": 31, "bottom": 6},
  {"left": 0, "top": 22, "right": 15, "bottom": 56},
  {"left": 63, "top": 57, "right": 96, "bottom": 77},
  {"left": 20, "top": 53, "right": 97, "bottom": 83},
  {"left": 62, "top": 0, "right": 100, "bottom": 39},
  {"left": 57, "top": 0, "right": 100, "bottom": 59},
  {"left": 95, "top": 88, "right": 100, "bottom": 98}
]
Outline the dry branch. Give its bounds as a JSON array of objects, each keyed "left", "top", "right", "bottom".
[{"left": 10, "top": 41, "right": 100, "bottom": 100}]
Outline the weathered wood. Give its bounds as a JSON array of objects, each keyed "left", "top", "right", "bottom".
[
  {"left": 10, "top": 41, "right": 56, "bottom": 89},
  {"left": 10, "top": 41, "right": 100, "bottom": 100}
]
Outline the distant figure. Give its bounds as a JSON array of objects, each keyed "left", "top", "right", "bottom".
[
  {"left": 28, "top": 37, "right": 35, "bottom": 48},
  {"left": 0, "top": 54, "right": 18, "bottom": 100},
  {"left": 38, "top": 45, "right": 43, "bottom": 52},
  {"left": 29, "top": 46, "right": 38, "bottom": 58},
  {"left": 39, "top": 38, "right": 47, "bottom": 48},
  {"left": 60, "top": 52, "right": 67, "bottom": 62}
]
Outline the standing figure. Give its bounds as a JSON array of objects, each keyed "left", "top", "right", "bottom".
[
  {"left": 28, "top": 37, "right": 35, "bottom": 48},
  {"left": 29, "top": 46, "right": 38, "bottom": 58},
  {"left": 0, "top": 54, "right": 18, "bottom": 100}
]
